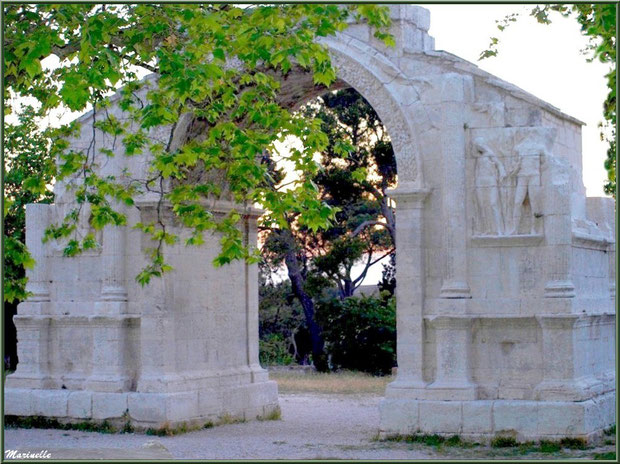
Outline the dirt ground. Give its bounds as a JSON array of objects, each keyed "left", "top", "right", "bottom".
[{"left": 3, "top": 392, "right": 616, "bottom": 460}]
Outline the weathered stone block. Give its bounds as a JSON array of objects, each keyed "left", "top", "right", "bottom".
[
  {"left": 198, "top": 389, "right": 222, "bottom": 417},
  {"left": 92, "top": 392, "right": 128, "bottom": 419},
  {"left": 419, "top": 401, "right": 462, "bottom": 434},
  {"left": 379, "top": 399, "right": 419, "bottom": 434},
  {"left": 493, "top": 401, "right": 539, "bottom": 436},
  {"left": 166, "top": 392, "right": 199, "bottom": 422},
  {"left": 538, "top": 401, "right": 584, "bottom": 436},
  {"left": 67, "top": 391, "right": 92, "bottom": 419},
  {"left": 4, "top": 389, "right": 33, "bottom": 416},
  {"left": 32, "top": 390, "right": 69, "bottom": 417},
  {"left": 462, "top": 401, "right": 493, "bottom": 434},
  {"left": 128, "top": 393, "right": 167, "bottom": 423}
]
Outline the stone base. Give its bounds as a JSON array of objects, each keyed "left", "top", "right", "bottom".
[
  {"left": 4, "top": 380, "right": 279, "bottom": 430},
  {"left": 379, "top": 391, "right": 615, "bottom": 443}
]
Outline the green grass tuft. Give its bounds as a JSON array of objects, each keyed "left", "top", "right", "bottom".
[
  {"left": 444, "top": 435, "right": 462, "bottom": 447},
  {"left": 217, "top": 413, "right": 245, "bottom": 425},
  {"left": 383, "top": 433, "right": 478, "bottom": 449},
  {"left": 258, "top": 407, "right": 282, "bottom": 422},
  {"left": 491, "top": 436, "right": 518, "bottom": 448},
  {"left": 559, "top": 437, "right": 587, "bottom": 450},
  {"left": 538, "top": 440, "right": 561, "bottom": 453},
  {"left": 407, "top": 433, "right": 444, "bottom": 447},
  {"left": 594, "top": 451, "right": 616, "bottom": 460},
  {"left": 5, "top": 415, "right": 115, "bottom": 433}
]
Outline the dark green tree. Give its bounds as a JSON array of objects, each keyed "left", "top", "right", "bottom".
[
  {"left": 258, "top": 265, "right": 306, "bottom": 364},
  {"left": 316, "top": 292, "right": 396, "bottom": 375}
]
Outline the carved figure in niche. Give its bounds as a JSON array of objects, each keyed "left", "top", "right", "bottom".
[
  {"left": 506, "top": 140, "right": 544, "bottom": 235},
  {"left": 472, "top": 137, "right": 507, "bottom": 235}
]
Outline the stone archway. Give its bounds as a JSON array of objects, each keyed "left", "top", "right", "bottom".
[{"left": 6, "top": 5, "right": 615, "bottom": 442}]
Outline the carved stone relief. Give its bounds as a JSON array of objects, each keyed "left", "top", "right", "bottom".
[
  {"left": 470, "top": 128, "right": 554, "bottom": 237},
  {"left": 472, "top": 137, "right": 507, "bottom": 235},
  {"left": 508, "top": 138, "right": 545, "bottom": 235}
]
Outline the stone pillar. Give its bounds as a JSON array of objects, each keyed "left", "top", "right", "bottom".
[
  {"left": 542, "top": 158, "right": 575, "bottom": 300},
  {"left": 98, "top": 223, "right": 128, "bottom": 310},
  {"left": 439, "top": 75, "right": 471, "bottom": 300},
  {"left": 6, "top": 316, "right": 52, "bottom": 389},
  {"left": 534, "top": 315, "right": 587, "bottom": 401},
  {"left": 6, "top": 205, "right": 53, "bottom": 389},
  {"left": 86, "top": 221, "right": 133, "bottom": 392},
  {"left": 246, "top": 211, "right": 268, "bottom": 383},
  {"left": 609, "top": 241, "right": 616, "bottom": 300},
  {"left": 543, "top": 245, "right": 575, "bottom": 298},
  {"left": 21, "top": 204, "right": 51, "bottom": 311},
  {"left": 426, "top": 316, "right": 477, "bottom": 400},
  {"left": 385, "top": 184, "right": 429, "bottom": 394},
  {"left": 136, "top": 310, "right": 184, "bottom": 393}
]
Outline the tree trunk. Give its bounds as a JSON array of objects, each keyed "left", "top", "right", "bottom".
[
  {"left": 280, "top": 230, "right": 329, "bottom": 372},
  {"left": 342, "top": 275, "right": 355, "bottom": 299}
]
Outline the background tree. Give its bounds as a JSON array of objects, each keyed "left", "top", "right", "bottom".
[
  {"left": 304, "top": 89, "right": 396, "bottom": 299},
  {"left": 3, "top": 3, "right": 394, "bottom": 294},
  {"left": 480, "top": 3, "right": 616, "bottom": 197},
  {"left": 261, "top": 88, "right": 397, "bottom": 372},
  {"left": 258, "top": 265, "right": 306, "bottom": 365}
]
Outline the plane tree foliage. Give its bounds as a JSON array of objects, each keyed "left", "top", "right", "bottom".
[{"left": 3, "top": 3, "right": 394, "bottom": 300}]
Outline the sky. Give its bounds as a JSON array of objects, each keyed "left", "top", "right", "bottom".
[{"left": 425, "top": 3, "right": 611, "bottom": 198}]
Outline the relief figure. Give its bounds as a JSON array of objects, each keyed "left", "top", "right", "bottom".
[
  {"left": 507, "top": 140, "right": 544, "bottom": 235},
  {"left": 472, "top": 137, "right": 507, "bottom": 235}
]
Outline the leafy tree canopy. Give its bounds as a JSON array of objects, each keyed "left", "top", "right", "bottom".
[{"left": 3, "top": 3, "right": 394, "bottom": 295}]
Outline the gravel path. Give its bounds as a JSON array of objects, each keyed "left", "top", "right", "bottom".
[
  {"left": 5, "top": 393, "right": 611, "bottom": 460},
  {"left": 4, "top": 393, "right": 436, "bottom": 460}
]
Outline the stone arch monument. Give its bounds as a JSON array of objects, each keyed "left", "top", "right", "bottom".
[{"left": 6, "top": 5, "right": 615, "bottom": 441}]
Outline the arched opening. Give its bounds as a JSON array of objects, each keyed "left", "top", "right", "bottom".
[
  {"left": 259, "top": 85, "right": 399, "bottom": 376},
  {"left": 257, "top": 34, "right": 429, "bottom": 393}
]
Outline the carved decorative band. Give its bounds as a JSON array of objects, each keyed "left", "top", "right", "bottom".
[{"left": 471, "top": 234, "right": 544, "bottom": 247}]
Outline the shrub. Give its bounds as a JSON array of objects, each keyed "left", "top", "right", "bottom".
[
  {"left": 491, "top": 436, "right": 518, "bottom": 448},
  {"left": 538, "top": 440, "right": 561, "bottom": 453},
  {"left": 259, "top": 334, "right": 294, "bottom": 366},
  {"left": 258, "top": 275, "right": 310, "bottom": 363},
  {"left": 559, "top": 437, "right": 587, "bottom": 450},
  {"left": 316, "top": 294, "right": 396, "bottom": 375}
]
